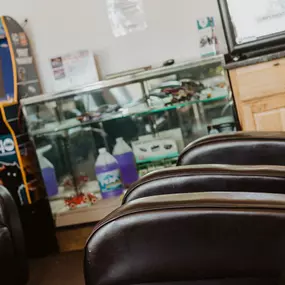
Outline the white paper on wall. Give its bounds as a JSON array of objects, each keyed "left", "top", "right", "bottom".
[
  {"left": 107, "top": 0, "right": 147, "bottom": 37},
  {"left": 50, "top": 50, "right": 99, "bottom": 92}
]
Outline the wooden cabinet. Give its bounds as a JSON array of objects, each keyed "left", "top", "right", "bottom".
[{"left": 229, "top": 58, "right": 285, "bottom": 131}]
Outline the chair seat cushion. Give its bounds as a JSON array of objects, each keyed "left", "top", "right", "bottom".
[{"left": 123, "top": 165, "right": 285, "bottom": 204}]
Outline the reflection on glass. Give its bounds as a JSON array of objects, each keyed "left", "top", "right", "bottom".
[{"left": 106, "top": 83, "right": 144, "bottom": 107}]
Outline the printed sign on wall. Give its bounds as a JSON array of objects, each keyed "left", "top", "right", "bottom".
[
  {"left": 50, "top": 50, "right": 99, "bottom": 92},
  {"left": 107, "top": 0, "right": 147, "bottom": 37},
  {"left": 3, "top": 16, "right": 42, "bottom": 101}
]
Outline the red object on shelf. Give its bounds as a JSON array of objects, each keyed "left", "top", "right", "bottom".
[
  {"left": 86, "top": 192, "right": 98, "bottom": 204},
  {"left": 62, "top": 176, "right": 73, "bottom": 189},
  {"left": 65, "top": 192, "right": 97, "bottom": 209},
  {"left": 78, "top": 174, "right": 89, "bottom": 183},
  {"left": 62, "top": 173, "right": 89, "bottom": 190}
]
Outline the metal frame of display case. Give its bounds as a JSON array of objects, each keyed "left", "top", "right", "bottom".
[
  {"left": 20, "top": 55, "right": 236, "bottom": 227},
  {"left": 21, "top": 55, "right": 225, "bottom": 105},
  {"left": 21, "top": 54, "right": 229, "bottom": 136}
]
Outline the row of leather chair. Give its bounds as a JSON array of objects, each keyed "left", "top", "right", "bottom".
[
  {"left": 2, "top": 132, "right": 285, "bottom": 284},
  {"left": 85, "top": 132, "right": 285, "bottom": 285}
]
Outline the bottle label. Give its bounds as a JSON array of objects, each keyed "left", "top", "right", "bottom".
[{"left": 97, "top": 169, "right": 123, "bottom": 193}]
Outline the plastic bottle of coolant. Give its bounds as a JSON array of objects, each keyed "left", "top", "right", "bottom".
[
  {"left": 37, "top": 147, "right": 58, "bottom": 197},
  {"left": 95, "top": 148, "right": 123, "bottom": 199},
  {"left": 113, "top": 137, "right": 138, "bottom": 187}
]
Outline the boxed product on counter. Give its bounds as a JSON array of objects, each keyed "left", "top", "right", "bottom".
[
  {"left": 208, "top": 116, "right": 236, "bottom": 134},
  {"left": 138, "top": 128, "right": 185, "bottom": 152},
  {"left": 131, "top": 139, "right": 179, "bottom": 163}
]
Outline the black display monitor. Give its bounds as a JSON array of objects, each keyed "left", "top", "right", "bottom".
[{"left": 218, "top": 0, "right": 285, "bottom": 57}]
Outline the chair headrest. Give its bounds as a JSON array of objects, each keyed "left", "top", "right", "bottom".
[
  {"left": 123, "top": 165, "right": 285, "bottom": 204},
  {"left": 178, "top": 132, "right": 285, "bottom": 166},
  {"left": 85, "top": 192, "right": 285, "bottom": 285}
]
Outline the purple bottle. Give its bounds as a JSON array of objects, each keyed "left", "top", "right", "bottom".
[
  {"left": 37, "top": 148, "right": 58, "bottom": 197},
  {"left": 42, "top": 168, "right": 58, "bottom": 197},
  {"left": 113, "top": 138, "right": 139, "bottom": 187},
  {"left": 95, "top": 148, "right": 124, "bottom": 199}
]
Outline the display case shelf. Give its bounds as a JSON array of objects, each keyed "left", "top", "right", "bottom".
[
  {"left": 27, "top": 93, "right": 229, "bottom": 137},
  {"left": 21, "top": 55, "right": 224, "bottom": 106}
]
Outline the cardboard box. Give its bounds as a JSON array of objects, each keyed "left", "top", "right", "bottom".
[{"left": 132, "top": 139, "right": 179, "bottom": 163}]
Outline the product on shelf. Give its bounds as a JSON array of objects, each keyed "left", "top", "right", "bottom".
[
  {"left": 207, "top": 116, "right": 236, "bottom": 134},
  {"left": 95, "top": 148, "right": 123, "bottom": 199},
  {"left": 64, "top": 192, "right": 97, "bottom": 210},
  {"left": 132, "top": 139, "right": 179, "bottom": 163},
  {"left": 37, "top": 146, "right": 58, "bottom": 197},
  {"left": 61, "top": 173, "right": 89, "bottom": 190},
  {"left": 137, "top": 157, "right": 177, "bottom": 178},
  {"left": 113, "top": 137, "right": 138, "bottom": 187},
  {"left": 76, "top": 111, "right": 101, "bottom": 123},
  {"left": 163, "top": 87, "right": 195, "bottom": 106}
]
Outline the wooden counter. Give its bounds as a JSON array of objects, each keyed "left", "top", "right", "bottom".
[
  {"left": 55, "top": 196, "right": 121, "bottom": 227},
  {"left": 55, "top": 196, "right": 122, "bottom": 252},
  {"left": 229, "top": 57, "right": 285, "bottom": 131}
]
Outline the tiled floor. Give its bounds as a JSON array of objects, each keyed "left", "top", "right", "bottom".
[{"left": 28, "top": 251, "right": 84, "bottom": 285}]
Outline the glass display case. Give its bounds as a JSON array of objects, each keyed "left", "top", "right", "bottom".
[{"left": 21, "top": 55, "right": 237, "bottom": 224}]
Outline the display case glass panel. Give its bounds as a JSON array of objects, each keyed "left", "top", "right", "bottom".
[{"left": 21, "top": 55, "right": 237, "bottom": 226}]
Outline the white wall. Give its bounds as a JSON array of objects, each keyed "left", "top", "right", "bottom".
[{"left": 0, "top": 0, "right": 227, "bottom": 92}]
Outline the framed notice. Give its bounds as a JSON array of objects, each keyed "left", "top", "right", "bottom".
[{"left": 50, "top": 50, "right": 99, "bottom": 92}]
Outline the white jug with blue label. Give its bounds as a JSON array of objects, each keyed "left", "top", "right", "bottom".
[{"left": 95, "top": 148, "right": 123, "bottom": 199}]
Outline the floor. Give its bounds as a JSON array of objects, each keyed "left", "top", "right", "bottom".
[{"left": 28, "top": 251, "right": 84, "bottom": 285}]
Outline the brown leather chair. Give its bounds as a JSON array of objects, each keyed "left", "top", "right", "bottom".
[
  {"left": 123, "top": 165, "right": 285, "bottom": 204},
  {"left": 85, "top": 192, "right": 285, "bottom": 285},
  {"left": 0, "top": 185, "right": 28, "bottom": 285},
  {"left": 177, "top": 132, "right": 285, "bottom": 166}
]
